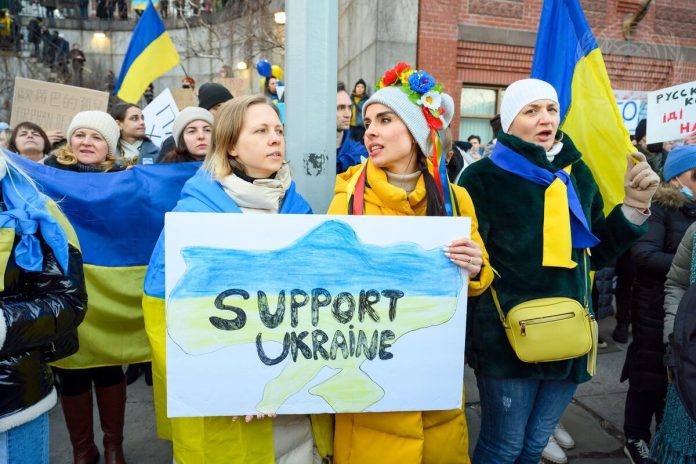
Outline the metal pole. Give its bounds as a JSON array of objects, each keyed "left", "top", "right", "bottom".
[{"left": 284, "top": 0, "right": 338, "bottom": 214}]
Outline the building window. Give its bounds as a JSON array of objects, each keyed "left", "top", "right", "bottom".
[{"left": 459, "top": 87, "right": 505, "bottom": 147}]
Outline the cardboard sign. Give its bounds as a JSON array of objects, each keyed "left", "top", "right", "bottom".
[
  {"left": 647, "top": 80, "right": 696, "bottom": 143},
  {"left": 213, "top": 77, "right": 250, "bottom": 97},
  {"left": 10, "top": 78, "right": 109, "bottom": 131},
  {"left": 170, "top": 88, "right": 198, "bottom": 110},
  {"left": 165, "top": 214, "right": 471, "bottom": 417},
  {"left": 142, "top": 89, "right": 179, "bottom": 147}
]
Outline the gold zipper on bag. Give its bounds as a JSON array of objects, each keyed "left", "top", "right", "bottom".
[{"left": 519, "top": 312, "right": 576, "bottom": 336}]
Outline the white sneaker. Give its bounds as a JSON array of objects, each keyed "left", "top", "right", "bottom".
[
  {"left": 542, "top": 436, "right": 568, "bottom": 464},
  {"left": 553, "top": 423, "right": 575, "bottom": 449}
]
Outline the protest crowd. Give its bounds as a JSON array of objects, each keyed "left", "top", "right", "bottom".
[{"left": 2, "top": 1, "right": 696, "bottom": 464}]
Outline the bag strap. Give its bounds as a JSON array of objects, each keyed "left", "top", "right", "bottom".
[{"left": 491, "top": 249, "right": 589, "bottom": 322}]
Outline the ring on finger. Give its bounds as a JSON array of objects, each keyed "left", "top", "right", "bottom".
[{"left": 467, "top": 256, "right": 474, "bottom": 264}]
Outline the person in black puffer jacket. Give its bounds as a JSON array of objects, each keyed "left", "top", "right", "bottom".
[
  {"left": 0, "top": 152, "right": 87, "bottom": 464},
  {"left": 620, "top": 145, "right": 696, "bottom": 461}
]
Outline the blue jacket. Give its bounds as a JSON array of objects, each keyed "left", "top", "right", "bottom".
[{"left": 336, "top": 130, "right": 368, "bottom": 174}]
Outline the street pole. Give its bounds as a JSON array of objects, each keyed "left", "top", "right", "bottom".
[{"left": 284, "top": 0, "right": 338, "bottom": 214}]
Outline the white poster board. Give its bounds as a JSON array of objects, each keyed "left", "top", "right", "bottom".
[
  {"left": 165, "top": 214, "right": 471, "bottom": 417},
  {"left": 647, "top": 81, "right": 696, "bottom": 143},
  {"left": 142, "top": 89, "right": 179, "bottom": 148},
  {"left": 616, "top": 99, "right": 642, "bottom": 134}
]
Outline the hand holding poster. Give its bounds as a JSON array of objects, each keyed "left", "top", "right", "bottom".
[
  {"left": 647, "top": 80, "right": 696, "bottom": 144},
  {"left": 165, "top": 214, "right": 470, "bottom": 417},
  {"left": 142, "top": 88, "right": 179, "bottom": 147},
  {"left": 10, "top": 78, "right": 109, "bottom": 132}
]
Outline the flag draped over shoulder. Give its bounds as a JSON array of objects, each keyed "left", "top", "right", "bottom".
[
  {"left": 9, "top": 153, "right": 199, "bottom": 369},
  {"left": 114, "top": 0, "right": 179, "bottom": 104},
  {"left": 141, "top": 170, "right": 322, "bottom": 460},
  {"left": 531, "top": 0, "right": 634, "bottom": 216}
]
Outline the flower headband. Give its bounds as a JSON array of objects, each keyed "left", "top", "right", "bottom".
[{"left": 376, "top": 62, "right": 446, "bottom": 131}]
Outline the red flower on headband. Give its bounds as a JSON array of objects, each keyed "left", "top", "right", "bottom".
[
  {"left": 422, "top": 106, "right": 444, "bottom": 130},
  {"left": 379, "top": 62, "right": 411, "bottom": 88}
]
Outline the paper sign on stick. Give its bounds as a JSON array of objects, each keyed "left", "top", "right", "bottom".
[
  {"left": 170, "top": 88, "right": 198, "bottom": 110},
  {"left": 647, "top": 80, "right": 696, "bottom": 144},
  {"left": 165, "top": 214, "right": 470, "bottom": 417},
  {"left": 142, "top": 89, "right": 179, "bottom": 147},
  {"left": 10, "top": 78, "right": 109, "bottom": 131}
]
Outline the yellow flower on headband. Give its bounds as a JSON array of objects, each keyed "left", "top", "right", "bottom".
[{"left": 400, "top": 69, "right": 415, "bottom": 86}]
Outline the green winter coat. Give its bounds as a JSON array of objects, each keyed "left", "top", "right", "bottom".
[{"left": 458, "top": 131, "right": 647, "bottom": 383}]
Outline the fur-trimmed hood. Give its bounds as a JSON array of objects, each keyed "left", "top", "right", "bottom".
[{"left": 653, "top": 184, "right": 695, "bottom": 211}]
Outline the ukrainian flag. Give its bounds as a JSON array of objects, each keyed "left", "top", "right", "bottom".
[
  {"left": 9, "top": 153, "right": 199, "bottom": 369},
  {"left": 531, "top": 0, "right": 634, "bottom": 215},
  {"left": 114, "top": 0, "right": 179, "bottom": 104}
]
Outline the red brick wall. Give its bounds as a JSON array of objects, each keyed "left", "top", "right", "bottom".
[
  {"left": 417, "top": 0, "right": 462, "bottom": 136},
  {"left": 416, "top": 0, "right": 696, "bottom": 133}
]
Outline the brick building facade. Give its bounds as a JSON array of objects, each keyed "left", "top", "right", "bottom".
[{"left": 416, "top": 0, "right": 696, "bottom": 142}]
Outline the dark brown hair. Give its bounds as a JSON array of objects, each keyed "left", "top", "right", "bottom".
[{"left": 8, "top": 121, "right": 51, "bottom": 156}]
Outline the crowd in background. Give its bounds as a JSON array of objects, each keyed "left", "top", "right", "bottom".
[{"left": 0, "top": 65, "right": 695, "bottom": 464}]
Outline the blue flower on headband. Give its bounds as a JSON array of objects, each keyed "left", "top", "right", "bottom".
[{"left": 408, "top": 71, "right": 436, "bottom": 94}]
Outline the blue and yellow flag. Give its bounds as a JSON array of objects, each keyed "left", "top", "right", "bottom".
[
  {"left": 114, "top": 0, "right": 179, "bottom": 104},
  {"left": 531, "top": 0, "right": 634, "bottom": 215},
  {"left": 9, "top": 154, "right": 199, "bottom": 369}
]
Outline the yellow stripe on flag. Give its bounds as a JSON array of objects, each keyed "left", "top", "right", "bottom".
[
  {"left": 116, "top": 33, "right": 179, "bottom": 104},
  {"left": 562, "top": 49, "right": 635, "bottom": 216},
  {"left": 52, "top": 264, "right": 150, "bottom": 369}
]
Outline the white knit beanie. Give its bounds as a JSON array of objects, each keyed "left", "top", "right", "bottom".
[
  {"left": 500, "top": 78, "right": 559, "bottom": 133},
  {"left": 67, "top": 110, "right": 120, "bottom": 156},
  {"left": 363, "top": 86, "right": 455, "bottom": 156},
  {"left": 173, "top": 107, "right": 214, "bottom": 148}
]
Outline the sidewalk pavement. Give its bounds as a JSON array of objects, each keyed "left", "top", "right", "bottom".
[{"left": 50, "top": 318, "right": 635, "bottom": 463}]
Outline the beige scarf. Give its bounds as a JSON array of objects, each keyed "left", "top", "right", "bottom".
[{"left": 219, "top": 163, "right": 291, "bottom": 214}]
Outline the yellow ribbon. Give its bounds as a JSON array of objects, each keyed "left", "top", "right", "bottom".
[
  {"left": 0, "top": 228, "right": 15, "bottom": 292},
  {"left": 542, "top": 166, "right": 577, "bottom": 269}
]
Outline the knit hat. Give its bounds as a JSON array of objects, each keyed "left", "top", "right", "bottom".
[
  {"left": 663, "top": 145, "right": 696, "bottom": 181},
  {"left": 500, "top": 78, "right": 559, "bottom": 133},
  {"left": 635, "top": 119, "right": 647, "bottom": 143},
  {"left": 363, "top": 64, "right": 454, "bottom": 157},
  {"left": 198, "top": 82, "right": 233, "bottom": 111},
  {"left": 172, "top": 107, "right": 214, "bottom": 148},
  {"left": 67, "top": 110, "right": 120, "bottom": 156}
]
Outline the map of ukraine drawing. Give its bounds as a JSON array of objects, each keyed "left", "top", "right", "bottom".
[{"left": 166, "top": 220, "right": 463, "bottom": 413}]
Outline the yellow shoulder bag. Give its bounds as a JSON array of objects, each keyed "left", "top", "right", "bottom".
[{"left": 491, "top": 250, "right": 598, "bottom": 375}]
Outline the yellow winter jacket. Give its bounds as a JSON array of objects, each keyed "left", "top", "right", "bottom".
[{"left": 327, "top": 161, "right": 492, "bottom": 464}]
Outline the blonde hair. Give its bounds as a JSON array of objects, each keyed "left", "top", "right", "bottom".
[
  {"left": 51, "top": 145, "right": 118, "bottom": 171},
  {"left": 204, "top": 94, "right": 280, "bottom": 181}
]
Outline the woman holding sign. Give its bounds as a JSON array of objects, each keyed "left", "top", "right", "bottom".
[
  {"left": 458, "top": 78, "right": 659, "bottom": 463},
  {"left": 327, "top": 63, "right": 493, "bottom": 464},
  {"left": 143, "top": 95, "right": 334, "bottom": 463}
]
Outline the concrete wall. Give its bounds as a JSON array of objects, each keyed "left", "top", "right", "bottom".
[{"left": 337, "top": 0, "right": 418, "bottom": 95}]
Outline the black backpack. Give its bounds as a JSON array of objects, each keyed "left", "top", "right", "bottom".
[{"left": 670, "top": 279, "right": 696, "bottom": 422}]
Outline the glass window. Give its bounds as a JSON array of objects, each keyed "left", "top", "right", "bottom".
[{"left": 459, "top": 87, "right": 505, "bottom": 146}]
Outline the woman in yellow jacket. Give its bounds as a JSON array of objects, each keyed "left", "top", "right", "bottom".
[{"left": 327, "top": 63, "right": 493, "bottom": 463}]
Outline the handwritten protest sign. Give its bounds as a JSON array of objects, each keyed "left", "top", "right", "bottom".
[
  {"left": 170, "top": 88, "right": 198, "bottom": 110},
  {"left": 213, "top": 77, "right": 250, "bottom": 97},
  {"left": 647, "top": 80, "right": 696, "bottom": 143},
  {"left": 165, "top": 214, "right": 470, "bottom": 417},
  {"left": 10, "top": 78, "right": 109, "bottom": 131},
  {"left": 142, "top": 89, "right": 179, "bottom": 147},
  {"left": 616, "top": 99, "right": 642, "bottom": 134}
]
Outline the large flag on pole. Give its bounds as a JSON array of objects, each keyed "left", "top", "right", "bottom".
[
  {"left": 114, "top": 0, "right": 179, "bottom": 104},
  {"left": 531, "top": 0, "right": 634, "bottom": 215}
]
